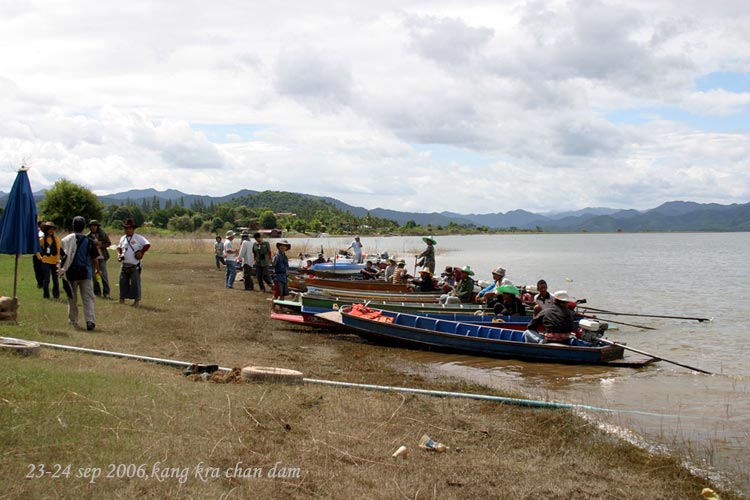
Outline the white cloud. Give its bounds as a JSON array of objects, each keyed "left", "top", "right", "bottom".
[{"left": 0, "top": 0, "right": 747, "bottom": 213}]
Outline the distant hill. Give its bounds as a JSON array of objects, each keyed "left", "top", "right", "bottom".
[{"left": 9, "top": 185, "right": 748, "bottom": 232}]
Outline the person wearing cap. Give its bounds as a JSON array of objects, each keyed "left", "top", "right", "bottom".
[
  {"left": 476, "top": 267, "right": 512, "bottom": 306},
  {"left": 117, "top": 218, "right": 151, "bottom": 306},
  {"left": 359, "top": 260, "right": 380, "bottom": 280},
  {"left": 252, "top": 232, "right": 274, "bottom": 292},
  {"left": 346, "top": 235, "right": 364, "bottom": 264},
  {"left": 223, "top": 230, "right": 237, "bottom": 289},
  {"left": 415, "top": 236, "right": 437, "bottom": 274},
  {"left": 411, "top": 267, "right": 439, "bottom": 292},
  {"left": 214, "top": 235, "right": 225, "bottom": 269},
  {"left": 383, "top": 256, "right": 397, "bottom": 283},
  {"left": 59, "top": 216, "right": 101, "bottom": 330},
  {"left": 437, "top": 266, "right": 456, "bottom": 292},
  {"left": 524, "top": 290, "right": 576, "bottom": 344},
  {"left": 237, "top": 231, "right": 255, "bottom": 291},
  {"left": 87, "top": 220, "right": 112, "bottom": 299},
  {"left": 392, "top": 259, "right": 410, "bottom": 284},
  {"left": 440, "top": 265, "right": 475, "bottom": 304},
  {"left": 36, "top": 221, "right": 61, "bottom": 300},
  {"left": 272, "top": 240, "right": 291, "bottom": 302},
  {"left": 493, "top": 284, "right": 526, "bottom": 317}
]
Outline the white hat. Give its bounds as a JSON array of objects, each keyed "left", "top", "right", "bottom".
[
  {"left": 226, "top": 230, "right": 235, "bottom": 238},
  {"left": 552, "top": 290, "right": 575, "bottom": 302}
]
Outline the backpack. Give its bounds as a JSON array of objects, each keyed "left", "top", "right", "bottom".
[{"left": 66, "top": 235, "right": 91, "bottom": 281}]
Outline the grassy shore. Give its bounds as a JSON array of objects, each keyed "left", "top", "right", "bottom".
[{"left": 0, "top": 237, "right": 739, "bottom": 499}]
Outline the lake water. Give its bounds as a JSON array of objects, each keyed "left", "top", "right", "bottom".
[{"left": 293, "top": 233, "right": 750, "bottom": 494}]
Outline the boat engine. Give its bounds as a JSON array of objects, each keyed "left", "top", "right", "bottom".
[{"left": 578, "top": 319, "right": 608, "bottom": 343}]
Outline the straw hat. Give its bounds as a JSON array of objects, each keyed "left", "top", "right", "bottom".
[
  {"left": 41, "top": 221, "right": 57, "bottom": 230},
  {"left": 422, "top": 236, "right": 437, "bottom": 245},
  {"left": 276, "top": 239, "right": 291, "bottom": 249},
  {"left": 419, "top": 267, "right": 433, "bottom": 275},
  {"left": 491, "top": 267, "right": 506, "bottom": 276},
  {"left": 225, "top": 230, "right": 235, "bottom": 238}
]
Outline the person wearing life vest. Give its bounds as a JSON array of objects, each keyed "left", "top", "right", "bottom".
[{"left": 523, "top": 290, "right": 576, "bottom": 344}]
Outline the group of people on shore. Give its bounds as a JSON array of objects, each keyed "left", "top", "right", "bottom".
[
  {"left": 215, "top": 231, "right": 291, "bottom": 303},
  {"left": 33, "top": 217, "right": 151, "bottom": 331}
]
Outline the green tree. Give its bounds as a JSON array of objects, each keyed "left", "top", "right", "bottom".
[
  {"left": 39, "top": 179, "right": 103, "bottom": 230},
  {"left": 259, "top": 210, "right": 277, "bottom": 229},
  {"left": 167, "top": 215, "right": 193, "bottom": 232}
]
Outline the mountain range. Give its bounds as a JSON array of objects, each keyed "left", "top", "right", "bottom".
[{"left": 2, "top": 187, "right": 748, "bottom": 232}]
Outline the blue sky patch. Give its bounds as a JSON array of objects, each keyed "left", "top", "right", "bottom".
[
  {"left": 695, "top": 71, "right": 750, "bottom": 93},
  {"left": 191, "top": 123, "right": 267, "bottom": 143}
]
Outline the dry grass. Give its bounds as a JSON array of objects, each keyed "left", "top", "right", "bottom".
[{"left": 0, "top": 250, "right": 740, "bottom": 499}]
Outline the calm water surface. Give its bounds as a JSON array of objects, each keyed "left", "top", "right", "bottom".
[{"left": 295, "top": 233, "right": 750, "bottom": 494}]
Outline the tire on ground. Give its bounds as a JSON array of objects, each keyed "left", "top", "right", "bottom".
[
  {"left": 0, "top": 337, "right": 41, "bottom": 357},
  {"left": 241, "top": 366, "right": 303, "bottom": 385}
]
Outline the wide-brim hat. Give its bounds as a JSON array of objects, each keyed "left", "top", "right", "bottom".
[
  {"left": 460, "top": 265, "right": 474, "bottom": 276},
  {"left": 422, "top": 236, "right": 437, "bottom": 245},
  {"left": 496, "top": 284, "right": 520, "bottom": 295},
  {"left": 552, "top": 290, "right": 576, "bottom": 302},
  {"left": 419, "top": 267, "right": 433, "bottom": 275},
  {"left": 387, "top": 256, "right": 397, "bottom": 263},
  {"left": 122, "top": 218, "right": 137, "bottom": 229},
  {"left": 41, "top": 221, "right": 57, "bottom": 230},
  {"left": 276, "top": 239, "right": 291, "bottom": 249},
  {"left": 491, "top": 266, "right": 506, "bottom": 276},
  {"left": 226, "top": 230, "right": 235, "bottom": 238},
  {"left": 88, "top": 219, "right": 100, "bottom": 227}
]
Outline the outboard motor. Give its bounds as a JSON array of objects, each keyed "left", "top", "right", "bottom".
[{"left": 578, "top": 319, "right": 608, "bottom": 343}]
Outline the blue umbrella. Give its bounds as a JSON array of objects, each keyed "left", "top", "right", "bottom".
[{"left": 0, "top": 168, "right": 41, "bottom": 298}]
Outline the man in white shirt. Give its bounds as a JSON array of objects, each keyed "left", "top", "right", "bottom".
[
  {"left": 347, "top": 235, "right": 363, "bottom": 263},
  {"left": 237, "top": 231, "right": 255, "bottom": 291},
  {"left": 116, "top": 218, "right": 150, "bottom": 307},
  {"left": 223, "top": 230, "right": 237, "bottom": 289}
]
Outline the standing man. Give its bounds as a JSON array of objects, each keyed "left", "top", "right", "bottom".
[
  {"left": 347, "top": 235, "right": 364, "bottom": 263},
  {"left": 223, "top": 230, "right": 237, "bottom": 289},
  {"left": 252, "top": 232, "right": 273, "bottom": 292},
  {"left": 214, "top": 235, "right": 224, "bottom": 269},
  {"left": 272, "top": 240, "right": 291, "bottom": 304},
  {"left": 416, "top": 236, "right": 436, "bottom": 274},
  {"left": 237, "top": 230, "right": 255, "bottom": 291},
  {"left": 88, "top": 220, "right": 111, "bottom": 299},
  {"left": 33, "top": 220, "right": 45, "bottom": 289},
  {"left": 117, "top": 218, "right": 150, "bottom": 307},
  {"left": 59, "top": 216, "right": 101, "bottom": 330}
]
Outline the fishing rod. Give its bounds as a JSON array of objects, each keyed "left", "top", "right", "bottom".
[
  {"left": 577, "top": 312, "right": 656, "bottom": 331},
  {"left": 579, "top": 306, "right": 712, "bottom": 323},
  {"left": 595, "top": 337, "right": 713, "bottom": 375}
]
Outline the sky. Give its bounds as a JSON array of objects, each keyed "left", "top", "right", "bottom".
[{"left": 0, "top": 0, "right": 748, "bottom": 214}]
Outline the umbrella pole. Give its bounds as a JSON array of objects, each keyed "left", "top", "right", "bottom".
[{"left": 13, "top": 254, "right": 19, "bottom": 298}]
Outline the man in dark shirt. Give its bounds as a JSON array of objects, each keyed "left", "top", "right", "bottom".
[
  {"left": 360, "top": 260, "right": 380, "bottom": 280},
  {"left": 524, "top": 290, "right": 576, "bottom": 344}
]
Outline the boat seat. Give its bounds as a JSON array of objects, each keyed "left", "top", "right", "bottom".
[{"left": 416, "top": 317, "right": 437, "bottom": 330}]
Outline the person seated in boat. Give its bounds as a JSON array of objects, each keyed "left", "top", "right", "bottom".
[
  {"left": 360, "top": 260, "right": 380, "bottom": 280},
  {"left": 392, "top": 259, "right": 411, "bottom": 284},
  {"left": 299, "top": 259, "right": 313, "bottom": 272},
  {"left": 312, "top": 253, "right": 326, "bottom": 265},
  {"left": 383, "top": 256, "right": 397, "bottom": 282},
  {"left": 437, "top": 266, "right": 455, "bottom": 292},
  {"left": 523, "top": 290, "right": 576, "bottom": 344},
  {"left": 476, "top": 267, "right": 512, "bottom": 306},
  {"left": 493, "top": 284, "right": 526, "bottom": 316},
  {"left": 440, "top": 265, "right": 475, "bottom": 304},
  {"left": 532, "top": 279, "right": 554, "bottom": 315},
  {"left": 410, "top": 268, "right": 439, "bottom": 292}
]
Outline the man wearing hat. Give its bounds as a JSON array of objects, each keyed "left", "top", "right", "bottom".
[
  {"left": 117, "top": 218, "right": 151, "bottom": 306},
  {"left": 524, "top": 290, "right": 577, "bottom": 344},
  {"left": 411, "top": 267, "right": 438, "bottom": 292},
  {"left": 416, "top": 236, "right": 436, "bottom": 274},
  {"left": 87, "top": 220, "right": 112, "bottom": 298},
  {"left": 36, "top": 221, "right": 61, "bottom": 300},
  {"left": 223, "top": 230, "right": 237, "bottom": 289},
  {"left": 237, "top": 231, "right": 255, "bottom": 291},
  {"left": 476, "top": 267, "right": 512, "bottom": 306},
  {"left": 272, "top": 240, "right": 291, "bottom": 302},
  {"left": 441, "top": 265, "right": 475, "bottom": 304},
  {"left": 392, "top": 259, "right": 410, "bottom": 284},
  {"left": 383, "top": 256, "right": 397, "bottom": 283},
  {"left": 59, "top": 216, "right": 101, "bottom": 330}
]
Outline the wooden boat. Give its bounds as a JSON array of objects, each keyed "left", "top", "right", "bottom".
[
  {"left": 309, "top": 260, "right": 365, "bottom": 275},
  {"left": 301, "top": 292, "right": 490, "bottom": 314},
  {"left": 302, "top": 276, "right": 412, "bottom": 292},
  {"left": 326, "top": 306, "right": 639, "bottom": 365},
  {"left": 305, "top": 286, "right": 443, "bottom": 302}
]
